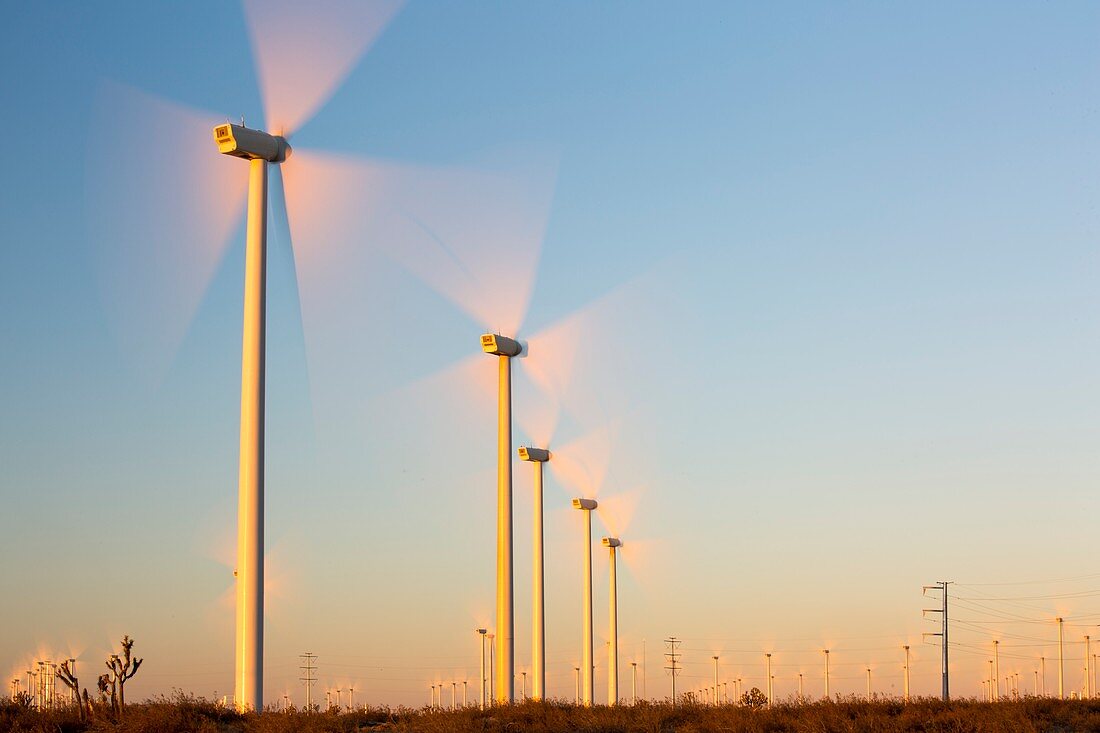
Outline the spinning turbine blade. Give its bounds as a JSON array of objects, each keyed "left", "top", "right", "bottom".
[
  {"left": 242, "top": 0, "right": 404, "bottom": 135},
  {"left": 366, "top": 155, "right": 559, "bottom": 336},
  {"left": 281, "top": 150, "right": 556, "bottom": 439},
  {"left": 596, "top": 488, "right": 642, "bottom": 538},
  {"left": 279, "top": 150, "right": 399, "bottom": 441},
  {"left": 371, "top": 352, "right": 495, "bottom": 469},
  {"left": 546, "top": 421, "right": 619, "bottom": 499},
  {"left": 87, "top": 82, "right": 247, "bottom": 385}
]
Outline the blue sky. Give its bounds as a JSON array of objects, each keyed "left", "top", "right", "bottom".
[{"left": 2, "top": 1, "right": 1099, "bottom": 706}]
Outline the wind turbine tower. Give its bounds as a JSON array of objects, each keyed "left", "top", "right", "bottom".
[
  {"left": 603, "top": 536, "right": 622, "bottom": 705},
  {"left": 519, "top": 445, "right": 550, "bottom": 700},
  {"left": 572, "top": 497, "right": 598, "bottom": 705},
  {"left": 481, "top": 334, "right": 523, "bottom": 704},
  {"left": 213, "top": 122, "right": 290, "bottom": 711}
]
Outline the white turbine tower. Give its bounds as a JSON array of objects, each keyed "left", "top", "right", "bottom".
[
  {"left": 572, "top": 497, "right": 598, "bottom": 706},
  {"left": 603, "top": 537, "right": 622, "bottom": 705},
  {"left": 518, "top": 445, "right": 551, "bottom": 700},
  {"left": 212, "top": 123, "right": 290, "bottom": 712},
  {"left": 481, "top": 334, "right": 523, "bottom": 704}
]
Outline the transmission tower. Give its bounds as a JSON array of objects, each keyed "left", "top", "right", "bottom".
[
  {"left": 923, "top": 581, "right": 952, "bottom": 701},
  {"left": 299, "top": 652, "right": 317, "bottom": 712},
  {"left": 664, "top": 637, "right": 682, "bottom": 706}
]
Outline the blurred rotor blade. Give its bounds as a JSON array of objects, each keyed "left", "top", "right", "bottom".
[
  {"left": 520, "top": 266, "right": 672, "bottom": 429},
  {"left": 615, "top": 536, "right": 665, "bottom": 594},
  {"left": 278, "top": 149, "right": 393, "bottom": 444},
  {"left": 242, "top": 0, "right": 404, "bottom": 135},
  {"left": 596, "top": 487, "right": 643, "bottom": 538},
  {"left": 546, "top": 420, "right": 619, "bottom": 499},
  {"left": 87, "top": 81, "right": 247, "bottom": 386},
  {"left": 369, "top": 153, "right": 559, "bottom": 337},
  {"left": 280, "top": 149, "right": 557, "bottom": 445},
  {"left": 370, "top": 352, "right": 494, "bottom": 471}
]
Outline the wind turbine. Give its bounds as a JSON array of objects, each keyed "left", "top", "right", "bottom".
[
  {"left": 212, "top": 120, "right": 288, "bottom": 714},
  {"left": 86, "top": 1, "right": 408, "bottom": 711},
  {"left": 518, "top": 445, "right": 551, "bottom": 701},
  {"left": 572, "top": 497, "right": 598, "bottom": 706},
  {"left": 481, "top": 334, "right": 523, "bottom": 704},
  {"left": 603, "top": 536, "right": 622, "bottom": 705}
]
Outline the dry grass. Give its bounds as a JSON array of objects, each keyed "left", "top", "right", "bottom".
[{"left": 4, "top": 695, "right": 1100, "bottom": 733}]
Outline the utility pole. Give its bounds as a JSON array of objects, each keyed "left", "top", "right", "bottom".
[
  {"left": 712, "top": 657, "right": 719, "bottom": 707},
  {"left": 923, "top": 581, "right": 951, "bottom": 701},
  {"left": 68, "top": 659, "right": 76, "bottom": 705},
  {"left": 1041, "top": 656, "right": 1046, "bottom": 696},
  {"left": 299, "top": 653, "right": 317, "bottom": 713},
  {"left": 903, "top": 645, "right": 911, "bottom": 703},
  {"left": 664, "top": 638, "right": 682, "bottom": 706},
  {"left": 993, "top": 641, "right": 1000, "bottom": 701},
  {"left": 1057, "top": 617, "right": 1065, "bottom": 700},
  {"left": 765, "top": 654, "right": 773, "bottom": 707},
  {"left": 1086, "top": 636, "right": 1092, "bottom": 699}
]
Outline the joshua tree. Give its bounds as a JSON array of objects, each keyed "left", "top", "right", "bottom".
[
  {"left": 56, "top": 660, "right": 87, "bottom": 723},
  {"left": 105, "top": 635, "right": 142, "bottom": 716},
  {"left": 740, "top": 687, "right": 768, "bottom": 708}
]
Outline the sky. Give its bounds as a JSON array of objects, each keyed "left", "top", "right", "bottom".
[{"left": 2, "top": 0, "right": 1100, "bottom": 708}]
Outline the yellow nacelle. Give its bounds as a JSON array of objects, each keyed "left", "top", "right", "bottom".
[
  {"left": 213, "top": 123, "right": 290, "bottom": 163},
  {"left": 518, "top": 446, "right": 550, "bottom": 462},
  {"left": 481, "top": 333, "right": 522, "bottom": 357}
]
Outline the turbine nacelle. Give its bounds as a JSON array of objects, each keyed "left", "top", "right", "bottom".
[
  {"left": 572, "top": 498, "right": 598, "bottom": 511},
  {"left": 480, "top": 333, "right": 522, "bottom": 357},
  {"left": 518, "top": 446, "right": 550, "bottom": 462},
  {"left": 213, "top": 123, "right": 291, "bottom": 163},
  {"left": 602, "top": 537, "right": 622, "bottom": 548}
]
